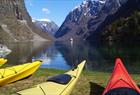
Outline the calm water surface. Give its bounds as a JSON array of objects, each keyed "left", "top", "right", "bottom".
[{"left": 2, "top": 41, "right": 140, "bottom": 73}]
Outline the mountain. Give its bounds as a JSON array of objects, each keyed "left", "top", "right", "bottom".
[
  {"left": 55, "top": 0, "right": 140, "bottom": 42},
  {"left": 0, "top": 0, "right": 52, "bottom": 42},
  {"left": 33, "top": 19, "right": 59, "bottom": 36},
  {"left": 101, "top": 11, "right": 140, "bottom": 43}
]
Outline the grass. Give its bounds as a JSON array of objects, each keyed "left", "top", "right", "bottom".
[{"left": 0, "top": 68, "right": 140, "bottom": 95}]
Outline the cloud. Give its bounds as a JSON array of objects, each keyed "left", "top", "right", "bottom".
[
  {"left": 30, "top": 3, "right": 33, "bottom": 6},
  {"left": 29, "top": 0, "right": 33, "bottom": 6},
  {"left": 42, "top": 8, "right": 50, "bottom": 14}
]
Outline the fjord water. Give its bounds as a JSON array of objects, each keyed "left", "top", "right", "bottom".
[{"left": 4, "top": 41, "right": 140, "bottom": 73}]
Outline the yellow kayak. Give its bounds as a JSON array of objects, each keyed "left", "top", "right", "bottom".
[
  {"left": 0, "top": 58, "right": 7, "bottom": 67},
  {"left": 16, "top": 60, "right": 86, "bottom": 95},
  {"left": 0, "top": 60, "right": 42, "bottom": 86}
]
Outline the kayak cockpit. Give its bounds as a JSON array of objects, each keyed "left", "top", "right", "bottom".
[
  {"left": 105, "top": 87, "right": 140, "bottom": 95},
  {"left": 47, "top": 74, "right": 72, "bottom": 85}
]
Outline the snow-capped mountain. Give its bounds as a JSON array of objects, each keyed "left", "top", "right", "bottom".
[
  {"left": 55, "top": 0, "right": 140, "bottom": 42},
  {"left": 71, "top": 0, "right": 106, "bottom": 18},
  {"left": 33, "top": 19, "right": 59, "bottom": 36}
]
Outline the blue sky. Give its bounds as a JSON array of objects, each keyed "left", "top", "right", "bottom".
[{"left": 25, "top": 0, "right": 83, "bottom": 26}]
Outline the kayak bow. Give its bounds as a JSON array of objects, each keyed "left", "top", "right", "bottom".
[
  {"left": 102, "top": 58, "right": 140, "bottom": 95},
  {"left": 0, "top": 58, "right": 7, "bottom": 67},
  {"left": 16, "top": 60, "right": 86, "bottom": 95},
  {"left": 0, "top": 60, "right": 42, "bottom": 86}
]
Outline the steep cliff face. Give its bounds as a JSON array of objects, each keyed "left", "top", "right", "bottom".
[
  {"left": 55, "top": 0, "right": 140, "bottom": 42},
  {"left": 0, "top": 0, "right": 52, "bottom": 42},
  {"left": 87, "top": 0, "right": 140, "bottom": 42}
]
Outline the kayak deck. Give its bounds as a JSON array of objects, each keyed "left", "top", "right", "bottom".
[
  {"left": 0, "top": 61, "right": 42, "bottom": 86},
  {"left": 16, "top": 60, "right": 86, "bottom": 95}
]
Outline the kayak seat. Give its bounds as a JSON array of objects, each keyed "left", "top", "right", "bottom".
[
  {"left": 105, "top": 87, "right": 140, "bottom": 95},
  {"left": 47, "top": 74, "right": 72, "bottom": 85}
]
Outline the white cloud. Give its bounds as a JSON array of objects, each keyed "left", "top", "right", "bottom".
[
  {"left": 29, "top": 0, "right": 33, "bottom": 6},
  {"left": 30, "top": 3, "right": 33, "bottom": 6},
  {"left": 42, "top": 8, "right": 50, "bottom": 14}
]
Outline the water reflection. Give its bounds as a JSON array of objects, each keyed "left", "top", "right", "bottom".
[
  {"left": 0, "top": 44, "right": 11, "bottom": 57},
  {"left": 55, "top": 41, "right": 140, "bottom": 73},
  {"left": 5, "top": 42, "right": 51, "bottom": 65},
  {"left": 2, "top": 41, "right": 140, "bottom": 73},
  {"left": 32, "top": 44, "right": 71, "bottom": 70}
]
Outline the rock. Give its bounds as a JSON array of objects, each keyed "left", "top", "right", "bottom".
[{"left": 0, "top": 0, "right": 52, "bottom": 42}]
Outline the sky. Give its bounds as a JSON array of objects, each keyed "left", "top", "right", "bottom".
[{"left": 25, "top": 0, "right": 83, "bottom": 26}]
